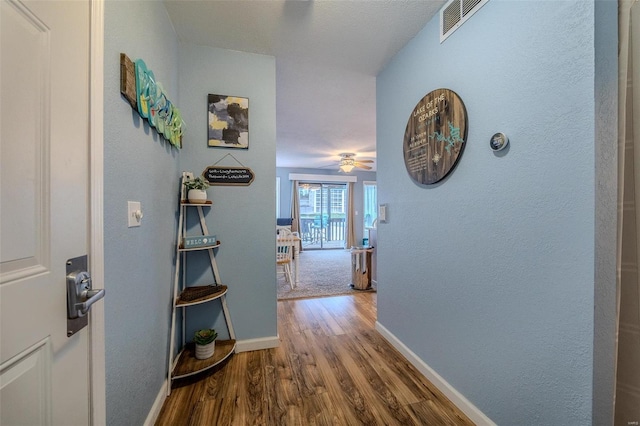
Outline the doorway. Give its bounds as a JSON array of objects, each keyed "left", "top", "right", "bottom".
[
  {"left": 0, "top": 0, "right": 105, "bottom": 423},
  {"left": 298, "top": 182, "right": 347, "bottom": 249}
]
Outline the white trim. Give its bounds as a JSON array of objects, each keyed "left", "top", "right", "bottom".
[
  {"left": 235, "top": 335, "right": 280, "bottom": 353},
  {"left": 288, "top": 173, "right": 357, "bottom": 183},
  {"left": 143, "top": 379, "right": 168, "bottom": 426},
  {"left": 375, "top": 321, "right": 495, "bottom": 426},
  {"left": 89, "top": 0, "right": 106, "bottom": 424}
]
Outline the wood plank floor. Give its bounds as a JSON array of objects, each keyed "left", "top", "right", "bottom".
[{"left": 156, "top": 293, "right": 474, "bottom": 425}]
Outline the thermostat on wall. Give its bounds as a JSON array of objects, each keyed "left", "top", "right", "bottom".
[{"left": 490, "top": 132, "right": 509, "bottom": 151}]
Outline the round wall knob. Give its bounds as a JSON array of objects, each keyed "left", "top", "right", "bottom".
[{"left": 490, "top": 132, "right": 509, "bottom": 151}]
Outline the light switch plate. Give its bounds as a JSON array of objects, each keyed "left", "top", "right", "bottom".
[
  {"left": 378, "top": 204, "right": 387, "bottom": 223},
  {"left": 128, "top": 201, "right": 142, "bottom": 227}
]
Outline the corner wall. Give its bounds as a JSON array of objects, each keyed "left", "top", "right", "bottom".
[
  {"left": 178, "top": 44, "right": 277, "bottom": 342},
  {"left": 376, "top": 1, "right": 609, "bottom": 424},
  {"left": 103, "top": 2, "right": 180, "bottom": 425},
  {"left": 593, "top": 1, "right": 618, "bottom": 424}
]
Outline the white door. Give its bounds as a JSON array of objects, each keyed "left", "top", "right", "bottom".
[{"left": 0, "top": 0, "right": 98, "bottom": 424}]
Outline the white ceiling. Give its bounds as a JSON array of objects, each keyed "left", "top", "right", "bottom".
[{"left": 164, "top": 0, "right": 445, "bottom": 170}]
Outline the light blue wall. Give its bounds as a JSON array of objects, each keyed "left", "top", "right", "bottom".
[
  {"left": 376, "top": 1, "right": 613, "bottom": 424},
  {"left": 103, "top": 1, "right": 180, "bottom": 425},
  {"left": 104, "top": 6, "right": 277, "bottom": 424},
  {"left": 276, "top": 167, "right": 377, "bottom": 244},
  {"left": 178, "top": 44, "right": 277, "bottom": 341}
]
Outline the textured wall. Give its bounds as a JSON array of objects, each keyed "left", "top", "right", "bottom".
[
  {"left": 178, "top": 44, "right": 277, "bottom": 342},
  {"left": 103, "top": 2, "right": 180, "bottom": 425},
  {"left": 276, "top": 167, "right": 377, "bottom": 244},
  {"left": 376, "top": 1, "right": 601, "bottom": 424}
]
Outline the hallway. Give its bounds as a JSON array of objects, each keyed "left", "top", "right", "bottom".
[{"left": 156, "top": 293, "right": 472, "bottom": 425}]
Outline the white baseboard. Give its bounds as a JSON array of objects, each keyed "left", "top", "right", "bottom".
[
  {"left": 144, "top": 379, "right": 168, "bottom": 426},
  {"left": 235, "top": 335, "right": 280, "bottom": 353},
  {"left": 375, "top": 321, "right": 495, "bottom": 426}
]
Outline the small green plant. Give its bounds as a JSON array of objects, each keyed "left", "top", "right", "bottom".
[
  {"left": 184, "top": 176, "right": 210, "bottom": 190},
  {"left": 194, "top": 328, "right": 217, "bottom": 345}
]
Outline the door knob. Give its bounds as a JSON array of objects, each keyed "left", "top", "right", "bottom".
[{"left": 67, "top": 269, "right": 105, "bottom": 319}]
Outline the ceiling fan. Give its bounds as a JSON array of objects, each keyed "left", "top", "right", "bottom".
[{"left": 337, "top": 153, "right": 374, "bottom": 172}]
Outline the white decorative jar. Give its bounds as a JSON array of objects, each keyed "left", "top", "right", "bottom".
[
  {"left": 195, "top": 341, "right": 215, "bottom": 360},
  {"left": 188, "top": 189, "right": 207, "bottom": 204}
]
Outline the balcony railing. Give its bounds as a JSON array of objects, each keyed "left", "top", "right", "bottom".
[
  {"left": 300, "top": 217, "right": 346, "bottom": 246},
  {"left": 327, "top": 218, "right": 345, "bottom": 241}
]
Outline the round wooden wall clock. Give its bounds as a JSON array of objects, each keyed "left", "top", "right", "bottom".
[{"left": 403, "top": 88, "right": 468, "bottom": 185}]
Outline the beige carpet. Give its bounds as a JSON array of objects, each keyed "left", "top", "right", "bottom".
[{"left": 277, "top": 249, "right": 376, "bottom": 300}]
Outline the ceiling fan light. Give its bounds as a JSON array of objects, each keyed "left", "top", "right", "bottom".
[{"left": 338, "top": 155, "right": 356, "bottom": 172}]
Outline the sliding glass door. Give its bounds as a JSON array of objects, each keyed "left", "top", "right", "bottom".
[{"left": 298, "top": 182, "right": 347, "bottom": 249}]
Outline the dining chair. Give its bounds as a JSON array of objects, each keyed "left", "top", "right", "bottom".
[
  {"left": 276, "top": 234, "right": 295, "bottom": 289},
  {"left": 277, "top": 227, "right": 300, "bottom": 243}
]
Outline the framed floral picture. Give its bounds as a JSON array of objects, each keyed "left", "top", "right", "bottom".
[{"left": 207, "top": 94, "right": 249, "bottom": 149}]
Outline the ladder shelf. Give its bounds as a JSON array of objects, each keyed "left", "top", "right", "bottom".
[{"left": 167, "top": 172, "right": 236, "bottom": 395}]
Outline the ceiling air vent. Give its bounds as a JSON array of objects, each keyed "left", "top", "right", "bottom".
[{"left": 440, "top": 0, "right": 489, "bottom": 43}]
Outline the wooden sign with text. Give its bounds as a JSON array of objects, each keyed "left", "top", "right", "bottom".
[
  {"left": 202, "top": 166, "right": 255, "bottom": 186},
  {"left": 403, "top": 88, "right": 468, "bottom": 185}
]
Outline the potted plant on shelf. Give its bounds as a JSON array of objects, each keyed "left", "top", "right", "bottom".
[
  {"left": 194, "top": 328, "right": 217, "bottom": 360},
  {"left": 184, "top": 176, "right": 210, "bottom": 204}
]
